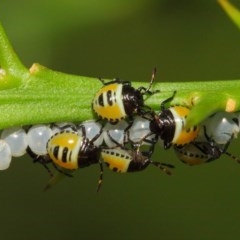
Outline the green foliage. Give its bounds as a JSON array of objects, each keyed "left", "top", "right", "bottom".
[
  {"left": 0, "top": 1, "right": 240, "bottom": 129},
  {"left": 0, "top": 18, "right": 240, "bottom": 129},
  {"left": 218, "top": 0, "right": 240, "bottom": 29}
]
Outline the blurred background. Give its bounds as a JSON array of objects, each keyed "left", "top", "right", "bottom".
[{"left": 1, "top": 0, "right": 240, "bottom": 239}]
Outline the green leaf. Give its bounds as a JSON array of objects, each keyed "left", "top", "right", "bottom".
[
  {"left": 186, "top": 91, "right": 240, "bottom": 127},
  {"left": 218, "top": 0, "right": 240, "bottom": 29},
  {"left": 0, "top": 17, "right": 240, "bottom": 130}
]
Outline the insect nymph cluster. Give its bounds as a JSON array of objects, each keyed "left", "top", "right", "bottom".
[{"left": 1, "top": 70, "right": 239, "bottom": 191}]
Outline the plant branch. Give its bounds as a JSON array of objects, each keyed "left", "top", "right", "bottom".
[
  {"left": 0, "top": 22, "right": 27, "bottom": 89},
  {"left": 0, "top": 21, "right": 239, "bottom": 129},
  {"left": 218, "top": 0, "right": 240, "bottom": 29}
]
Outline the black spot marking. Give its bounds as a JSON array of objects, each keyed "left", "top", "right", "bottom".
[
  {"left": 107, "top": 90, "right": 113, "bottom": 106},
  {"left": 98, "top": 93, "right": 104, "bottom": 106},
  {"left": 62, "top": 147, "right": 68, "bottom": 163},
  {"left": 53, "top": 146, "right": 59, "bottom": 159}
]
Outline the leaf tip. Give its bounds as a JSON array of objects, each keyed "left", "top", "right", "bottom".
[{"left": 218, "top": 0, "right": 240, "bottom": 29}]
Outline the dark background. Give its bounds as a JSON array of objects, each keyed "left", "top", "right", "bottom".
[{"left": 1, "top": 1, "right": 240, "bottom": 239}]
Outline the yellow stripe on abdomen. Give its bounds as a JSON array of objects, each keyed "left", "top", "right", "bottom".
[
  {"left": 101, "top": 149, "right": 131, "bottom": 173},
  {"left": 49, "top": 132, "right": 79, "bottom": 150},
  {"left": 174, "top": 128, "right": 199, "bottom": 146},
  {"left": 93, "top": 83, "right": 126, "bottom": 121}
]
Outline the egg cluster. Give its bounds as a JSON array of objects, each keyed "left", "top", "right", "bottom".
[{"left": 0, "top": 76, "right": 240, "bottom": 190}]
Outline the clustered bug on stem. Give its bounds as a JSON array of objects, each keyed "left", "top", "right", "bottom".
[{"left": 1, "top": 69, "right": 240, "bottom": 191}]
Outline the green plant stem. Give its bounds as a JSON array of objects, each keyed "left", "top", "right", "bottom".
[
  {"left": 0, "top": 22, "right": 27, "bottom": 89},
  {"left": 218, "top": 0, "right": 240, "bottom": 29},
  {"left": 0, "top": 21, "right": 240, "bottom": 129}
]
